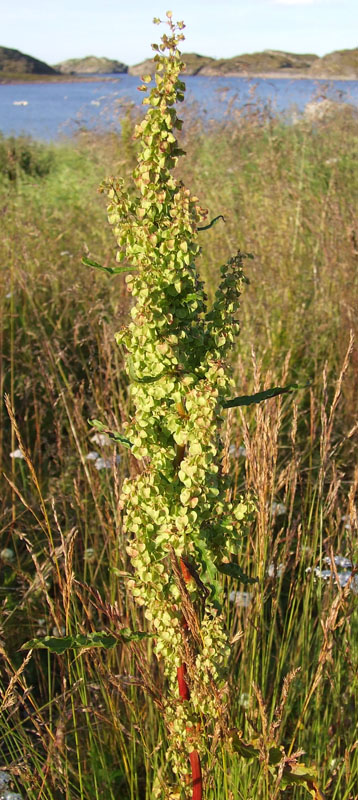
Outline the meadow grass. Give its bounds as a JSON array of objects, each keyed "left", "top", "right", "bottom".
[{"left": 0, "top": 110, "right": 358, "bottom": 799}]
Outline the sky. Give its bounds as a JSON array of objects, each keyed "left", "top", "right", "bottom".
[{"left": 1, "top": 0, "right": 358, "bottom": 67}]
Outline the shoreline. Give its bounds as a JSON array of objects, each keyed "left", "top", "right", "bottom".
[
  {"left": 1, "top": 71, "right": 357, "bottom": 85},
  {"left": 0, "top": 74, "right": 123, "bottom": 85}
]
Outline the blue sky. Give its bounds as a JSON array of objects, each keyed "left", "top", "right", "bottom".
[{"left": 2, "top": 0, "right": 358, "bottom": 66}]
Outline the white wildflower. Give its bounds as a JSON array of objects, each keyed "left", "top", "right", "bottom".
[
  {"left": 229, "top": 444, "right": 246, "bottom": 457},
  {"left": 229, "top": 590, "right": 253, "bottom": 608},
  {"left": 342, "top": 515, "right": 356, "bottom": 531},
  {"left": 324, "top": 555, "right": 352, "bottom": 570},
  {"left": 239, "top": 692, "right": 250, "bottom": 709},
  {"left": 307, "top": 560, "right": 358, "bottom": 595},
  {"left": 52, "top": 626, "right": 66, "bottom": 637},
  {"left": 90, "top": 432, "right": 110, "bottom": 447},
  {"left": 0, "top": 773, "right": 12, "bottom": 790},
  {"left": 87, "top": 452, "right": 121, "bottom": 469},
  {"left": 271, "top": 502, "right": 286, "bottom": 516},
  {"left": 94, "top": 457, "right": 112, "bottom": 470},
  {"left": 268, "top": 562, "right": 285, "bottom": 579},
  {"left": 9, "top": 449, "right": 24, "bottom": 460},
  {"left": 85, "top": 450, "right": 99, "bottom": 461}
]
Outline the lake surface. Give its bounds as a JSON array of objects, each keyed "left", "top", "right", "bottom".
[{"left": 1, "top": 73, "right": 358, "bottom": 141}]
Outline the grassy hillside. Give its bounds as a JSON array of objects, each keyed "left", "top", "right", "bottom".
[
  {"left": 0, "top": 45, "right": 57, "bottom": 74},
  {"left": 54, "top": 55, "right": 128, "bottom": 74},
  {"left": 129, "top": 49, "right": 318, "bottom": 76},
  {"left": 199, "top": 49, "right": 318, "bottom": 75},
  {"left": 0, "top": 110, "right": 358, "bottom": 799}
]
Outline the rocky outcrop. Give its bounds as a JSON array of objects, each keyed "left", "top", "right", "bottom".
[
  {"left": 308, "top": 48, "right": 358, "bottom": 78},
  {"left": 54, "top": 56, "right": 128, "bottom": 74}
]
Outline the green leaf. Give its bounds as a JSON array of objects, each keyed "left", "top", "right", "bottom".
[
  {"left": 216, "top": 562, "right": 258, "bottom": 585},
  {"left": 268, "top": 745, "right": 284, "bottom": 765},
  {"left": 194, "top": 538, "right": 222, "bottom": 609},
  {"left": 21, "top": 632, "right": 117, "bottom": 653},
  {"left": 159, "top": 471, "right": 171, "bottom": 485},
  {"left": 223, "top": 384, "right": 307, "bottom": 409},
  {"left": 230, "top": 732, "right": 260, "bottom": 760},
  {"left": 197, "top": 214, "right": 225, "bottom": 232},
  {"left": 108, "top": 432, "right": 133, "bottom": 448},
  {"left": 119, "top": 628, "right": 155, "bottom": 643},
  {"left": 82, "top": 256, "right": 136, "bottom": 275},
  {"left": 21, "top": 629, "right": 154, "bottom": 654},
  {"left": 128, "top": 358, "right": 168, "bottom": 384},
  {"left": 89, "top": 419, "right": 108, "bottom": 431},
  {"left": 282, "top": 762, "right": 321, "bottom": 797},
  {"left": 89, "top": 419, "right": 133, "bottom": 449}
]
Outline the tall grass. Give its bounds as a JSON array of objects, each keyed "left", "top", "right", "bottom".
[{"left": 0, "top": 109, "right": 357, "bottom": 798}]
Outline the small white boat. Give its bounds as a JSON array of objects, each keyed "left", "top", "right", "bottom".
[{"left": 13, "top": 100, "right": 28, "bottom": 106}]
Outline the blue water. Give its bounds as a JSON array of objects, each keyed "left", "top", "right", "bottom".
[{"left": 1, "top": 73, "right": 358, "bottom": 141}]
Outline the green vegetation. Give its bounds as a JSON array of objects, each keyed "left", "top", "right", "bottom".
[
  {"left": 1, "top": 27, "right": 358, "bottom": 799},
  {"left": 96, "top": 17, "right": 260, "bottom": 796},
  {"left": 0, "top": 134, "right": 54, "bottom": 181}
]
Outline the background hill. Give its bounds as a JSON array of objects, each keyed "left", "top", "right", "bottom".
[
  {"left": 54, "top": 56, "right": 128, "bottom": 74},
  {"left": 1, "top": 45, "right": 358, "bottom": 80},
  {"left": 0, "top": 46, "right": 57, "bottom": 74},
  {"left": 309, "top": 47, "right": 358, "bottom": 77},
  {"left": 129, "top": 49, "right": 319, "bottom": 76},
  {"left": 128, "top": 52, "right": 216, "bottom": 76}
]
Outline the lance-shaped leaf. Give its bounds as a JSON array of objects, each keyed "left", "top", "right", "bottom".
[
  {"left": 223, "top": 383, "right": 307, "bottom": 409},
  {"left": 21, "top": 629, "right": 154, "bottom": 654},
  {"left": 82, "top": 256, "right": 137, "bottom": 275},
  {"left": 197, "top": 214, "right": 225, "bottom": 232},
  {"left": 89, "top": 418, "right": 133, "bottom": 449},
  {"left": 216, "top": 562, "right": 258, "bottom": 585}
]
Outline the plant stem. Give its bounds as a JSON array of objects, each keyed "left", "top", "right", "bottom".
[{"left": 178, "top": 557, "right": 203, "bottom": 800}]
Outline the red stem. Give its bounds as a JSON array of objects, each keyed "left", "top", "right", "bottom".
[
  {"left": 189, "top": 751, "right": 202, "bottom": 800},
  {"left": 177, "top": 558, "right": 203, "bottom": 800}
]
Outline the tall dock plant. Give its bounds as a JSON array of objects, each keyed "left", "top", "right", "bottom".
[
  {"left": 100, "top": 14, "right": 255, "bottom": 794},
  {"left": 87, "top": 12, "right": 314, "bottom": 800}
]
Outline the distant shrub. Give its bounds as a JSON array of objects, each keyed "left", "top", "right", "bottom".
[{"left": 0, "top": 134, "right": 53, "bottom": 181}]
